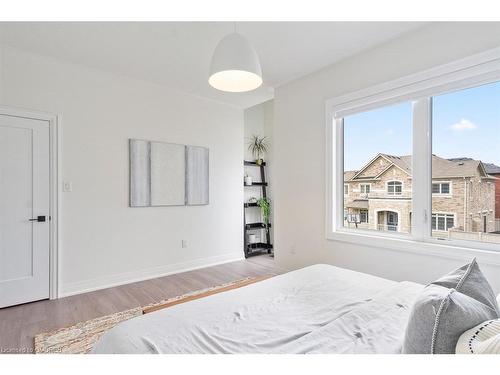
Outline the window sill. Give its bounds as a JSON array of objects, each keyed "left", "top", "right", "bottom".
[{"left": 327, "top": 229, "right": 500, "bottom": 266}]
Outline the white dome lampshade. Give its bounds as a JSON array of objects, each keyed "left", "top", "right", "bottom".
[{"left": 208, "top": 33, "right": 262, "bottom": 92}]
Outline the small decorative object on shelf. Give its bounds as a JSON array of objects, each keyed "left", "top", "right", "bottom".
[
  {"left": 243, "top": 158, "right": 273, "bottom": 258},
  {"left": 248, "top": 233, "right": 257, "bottom": 244},
  {"left": 244, "top": 174, "right": 253, "bottom": 186},
  {"left": 247, "top": 135, "right": 268, "bottom": 165}
]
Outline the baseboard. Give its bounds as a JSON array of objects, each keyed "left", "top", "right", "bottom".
[{"left": 59, "top": 252, "right": 245, "bottom": 298}]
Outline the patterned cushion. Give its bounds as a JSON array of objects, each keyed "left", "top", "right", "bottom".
[
  {"left": 402, "top": 259, "right": 499, "bottom": 354},
  {"left": 456, "top": 319, "right": 500, "bottom": 354}
]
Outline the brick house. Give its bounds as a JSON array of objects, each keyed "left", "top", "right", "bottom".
[
  {"left": 484, "top": 163, "right": 500, "bottom": 222},
  {"left": 344, "top": 153, "right": 497, "bottom": 235},
  {"left": 449, "top": 158, "right": 500, "bottom": 229}
]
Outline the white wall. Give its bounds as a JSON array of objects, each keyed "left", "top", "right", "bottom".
[
  {"left": 273, "top": 22, "right": 500, "bottom": 291},
  {"left": 0, "top": 46, "right": 244, "bottom": 296},
  {"left": 244, "top": 103, "right": 264, "bottom": 161}
]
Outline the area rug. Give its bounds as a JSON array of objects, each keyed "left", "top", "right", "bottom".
[{"left": 34, "top": 275, "right": 269, "bottom": 354}]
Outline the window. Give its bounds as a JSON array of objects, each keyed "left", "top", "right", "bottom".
[
  {"left": 386, "top": 212, "right": 398, "bottom": 231},
  {"left": 328, "top": 52, "right": 500, "bottom": 253},
  {"left": 432, "top": 82, "right": 500, "bottom": 244},
  {"left": 432, "top": 182, "right": 451, "bottom": 195},
  {"left": 387, "top": 181, "right": 402, "bottom": 196},
  {"left": 360, "top": 184, "right": 371, "bottom": 194},
  {"left": 344, "top": 184, "right": 349, "bottom": 196},
  {"left": 360, "top": 209, "right": 369, "bottom": 223},
  {"left": 432, "top": 213, "right": 454, "bottom": 231},
  {"left": 343, "top": 101, "right": 412, "bottom": 234}
]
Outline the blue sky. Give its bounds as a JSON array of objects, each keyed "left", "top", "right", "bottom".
[{"left": 344, "top": 81, "right": 500, "bottom": 171}]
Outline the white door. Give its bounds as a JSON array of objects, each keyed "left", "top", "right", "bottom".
[{"left": 0, "top": 114, "right": 50, "bottom": 308}]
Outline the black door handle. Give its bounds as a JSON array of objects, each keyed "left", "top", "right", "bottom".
[{"left": 29, "top": 216, "right": 46, "bottom": 222}]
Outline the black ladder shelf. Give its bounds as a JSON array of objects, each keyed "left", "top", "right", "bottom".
[{"left": 244, "top": 160, "right": 273, "bottom": 258}]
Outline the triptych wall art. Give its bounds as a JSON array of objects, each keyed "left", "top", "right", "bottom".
[{"left": 129, "top": 139, "right": 209, "bottom": 207}]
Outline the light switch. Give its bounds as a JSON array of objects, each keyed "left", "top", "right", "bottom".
[{"left": 63, "top": 181, "right": 73, "bottom": 192}]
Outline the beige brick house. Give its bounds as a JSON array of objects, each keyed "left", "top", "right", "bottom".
[{"left": 344, "top": 153, "right": 497, "bottom": 236}]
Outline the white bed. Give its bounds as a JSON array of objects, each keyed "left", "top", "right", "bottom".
[{"left": 92, "top": 264, "right": 423, "bottom": 354}]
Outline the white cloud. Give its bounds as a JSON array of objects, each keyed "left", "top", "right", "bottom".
[
  {"left": 385, "top": 129, "right": 394, "bottom": 135},
  {"left": 450, "top": 118, "right": 478, "bottom": 131}
]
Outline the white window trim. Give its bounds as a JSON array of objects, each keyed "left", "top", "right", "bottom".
[
  {"left": 386, "top": 180, "right": 403, "bottom": 196},
  {"left": 432, "top": 181, "right": 453, "bottom": 196},
  {"left": 431, "top": 212, "right": 456, "bottom": 232},
  {"left": 359, "top": 183, "right": 371, "bottom": 194},
  {"left": 325, "top": 47, "right": 500, "bottom": 260}
]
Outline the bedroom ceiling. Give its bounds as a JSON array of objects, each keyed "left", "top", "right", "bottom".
[{"left": 0, "top": 22, "right": 426, "bottom": 108}]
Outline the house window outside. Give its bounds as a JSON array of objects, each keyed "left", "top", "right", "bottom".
[
  {"left": 432, "top": 214, "right": 454, "bottom": 231},
  {"left": 360, "top": 209, "right": 369, "bottom": 223},
  {"left": 432, "top": 182, "right": 451, "bottom": 195},
  {"left": 360, "top": 184, "right": 371, "bottom": 194},
  {"left": 344, "top": 184, "right": 348, "bottom": 196},
  {"left": 387, "top": 181, "right": 402, "bottom": 196},
  {"left": 331, "top": 71, "right": 500, "bottom": 251},
  {"left": 386, "top": 212, "right": 398, "bottom": 231}
]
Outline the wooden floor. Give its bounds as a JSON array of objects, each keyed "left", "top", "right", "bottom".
[{"left": 0, "top": 255, "right": 282, "bottom": 353}]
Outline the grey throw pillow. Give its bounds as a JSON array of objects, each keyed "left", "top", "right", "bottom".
[
  {"left": 432, "top": 260, "right": 499, "bottom": 314},
  {"left": 402, "top": 259, "right": 499, "bottom": 354}
]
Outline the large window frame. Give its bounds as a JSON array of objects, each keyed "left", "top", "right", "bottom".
[{"left": 325, "top": 47, "right": 500, "bottom": 257}]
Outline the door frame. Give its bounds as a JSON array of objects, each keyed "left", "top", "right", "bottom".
[{"left": 0, "top": 105, "right": 60, "bottom": 300}]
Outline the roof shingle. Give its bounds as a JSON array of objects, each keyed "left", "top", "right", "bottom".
[{"left": 344, "top": 153, "right": 491, "bottom": 180}]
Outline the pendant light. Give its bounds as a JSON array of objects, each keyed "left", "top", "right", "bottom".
[{"left": 208, "top": 24, "right": 262, "bottom": 92}]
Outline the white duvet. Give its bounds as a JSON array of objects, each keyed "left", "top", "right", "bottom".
[{"left": 92, "top": 264, "right": 423, "bottom": 354}]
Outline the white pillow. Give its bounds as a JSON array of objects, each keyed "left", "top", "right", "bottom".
[{"left": 456, "top": 319, "right": 500, "bottom": 354}]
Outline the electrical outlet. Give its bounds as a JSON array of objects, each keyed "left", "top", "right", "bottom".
[
  {"left": 181, "top": 240, "right": 188, "bottom": 248},
  {"left": 63, "top": 181, "right": 73, "bottom": 192},
  {"left": 290, "top": 244, "right": 296, "bottom": 255}
]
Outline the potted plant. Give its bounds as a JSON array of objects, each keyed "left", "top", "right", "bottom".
[
  {"left": 249, "top": 197, "right": 271, "bottom": 229},
  {"left": 247, "top": 135, "right": 268, "bottom": 165}
]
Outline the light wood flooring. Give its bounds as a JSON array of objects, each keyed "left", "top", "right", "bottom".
[{"left": 0, "top": 255, "right": 282, "bottom": 353}]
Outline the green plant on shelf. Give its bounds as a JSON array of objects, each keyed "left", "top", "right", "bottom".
[
  {"left": 247, "top": 135, "right": 268, "bottom": 165},
  {"left": 248, "top": 197, "right": 271, "bottom": 229}
]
